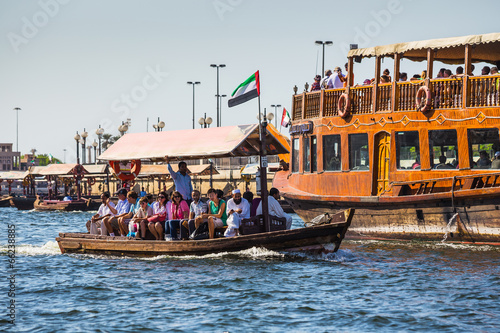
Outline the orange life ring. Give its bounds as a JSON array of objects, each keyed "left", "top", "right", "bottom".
[
  {"left": 337, "top": 93, "right": 350, "bottom": 118},
  {"left": 72, "top": 164, "right": 85, "bottom": 179},
  {"left": 416, "top": 86, "right": 432, "bottom": 113},
  {"left": 110, "top": 160, "right": 141, "bottom": 181}
]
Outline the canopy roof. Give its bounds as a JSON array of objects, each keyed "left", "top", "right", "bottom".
[
  {"left": 98, "top": 124, "right": 290, "bottom": 162},
  {"left": 84, "top": 164, "right": 109, "bottom": 174},
  {"left": 0, "top": 171, "right": 28, "bottom": 180},
  {"left": 348, "top": 32, "right": 500, "bottom": 65},
  {"left": 40, "top": 163, "right": 83, "bottom": 176},
  {"left": 136, "top": 164, "right": 218, "bottom": 177},
  {"left": 188, "top": 164, "right": 220, "bottom": 176},
  {"left": 241, "top": 163, "right": 280, "bottom": 175},
  {"left": 28, "top": 166, "right": 47, "bottom": 175}
]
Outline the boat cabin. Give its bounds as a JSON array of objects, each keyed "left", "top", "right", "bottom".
[{"left": 289, "top": 33, "right": 500, "bottom": 197}]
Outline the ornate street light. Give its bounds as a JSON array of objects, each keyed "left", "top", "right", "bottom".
[
  {"left": 74, "top": 132, "right": 81, "bottom": 164},
  {"left": 92, "top": 140, "right": 98, "bottom": 164},
  {"left": 198, "top": 113, "right": 213, "bottom": 128},
  {"left": 118, "top": 123, "right": 129, "bottom": 136},
  {"left": 95, "top": 126, "right": 104, "bottom": 155},
  {"left": 81, "top": 129, "right": 88, "bottom": 164}
]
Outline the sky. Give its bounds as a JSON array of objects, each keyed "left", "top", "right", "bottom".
[{"left": 0, "top": 0, "right": 498, "bottom": 163}]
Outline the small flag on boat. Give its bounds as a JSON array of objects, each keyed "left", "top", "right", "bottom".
[
  {"left": 228, "top": 71, "right": 260, "bottom": 108},
  {"left": 281, "top": 107, "right": 291, "bottom": 128}
]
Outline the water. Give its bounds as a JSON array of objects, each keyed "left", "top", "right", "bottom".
[{"left": 1, "top": 207, "right": 499, "bottom": 332}]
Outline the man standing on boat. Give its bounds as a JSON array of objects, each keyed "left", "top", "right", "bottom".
[
  {"left": 225, "top": 189, "right": 250, "bottom": 237},
  {"left": 165, "top": 156, "right": 193, "bottom": 204},
  {"left": 326, "top": 67, "right": 344, "bottom": 89},
  {"left": 256, "top": 188, "right": 292, "bottom": 230}
]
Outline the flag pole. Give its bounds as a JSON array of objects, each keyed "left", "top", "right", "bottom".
[{"left": 258, "top": 96, "right": 270, "bottom": 232}]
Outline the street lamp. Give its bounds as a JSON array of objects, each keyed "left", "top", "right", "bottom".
[
  {"left": 270, "top": 104, "right": 281, "bottom": 127},
  {"left": 87, "top": 145, "right": 92, "bottom": 165},
  {"left": 92, "top": 140, "right": 98, "bottom": 164},
  {"left": 198, "top": 113, "right": 213, "bottom": 128},
  {"left": 210, "top": 64, "right": 226, "bottom": 127},
  {"left": 267, "top": 112, "right": 275, "bottom": 127},
  {"left": 95, "top": 126, "right": 104, "bottom": 155},
  {"left": 153, "top": 118, "right": 165, "bottom": 132},
  {"left": 74, "top": 132, "right": 81, "bottom": 164},
  {"left": 187, "top": 81, "right": 201, "bottom": 129},
  {"left": 118, "top": 122, "right": 129, "bottom": 136},
  {"left": 13, "top": 107, "right": 21, "bottom": 153},
  {"left": 216, "top": 94, "right": 227, "bottom": 126},
  {"left": 315, "top": 40, "right": 333, "bottom": 76},
  {"left": 81, "top": 129, "right": 88, "bottom": 164}
]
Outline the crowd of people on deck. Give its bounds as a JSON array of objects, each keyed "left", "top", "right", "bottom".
[
  {"left": 309, "top": 64, "right": 500, "bottom": 91},
  {"left": 86, "top": 158, "right": 293, "bottom": 241}
]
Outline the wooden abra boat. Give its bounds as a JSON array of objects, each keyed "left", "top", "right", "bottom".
[
  {"left": 275, "top": 33, "right": 500, "bottom": 244},
  {"left": 33, "top": 195, "right": 99, "bottom": 212},
  {"left": 10, "top": 196, "right": 36, "bottom": 210},
  {"left": 56, "top": 209, "right": 353, "bottom": 257}
]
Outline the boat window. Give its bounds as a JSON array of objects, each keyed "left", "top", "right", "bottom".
[
  {"left": 311, "top": 136, "right": 317, "bottom": 172},
  {"left": 468, "top": 128, "right": 500, "bottom": 169},
  {"left": 303, "top": 137, "right": 311, "bottom": 172},
  {"left": 323, "top": 135, "right": 341, "bottom": 171},
  {"left": 291, "top": 138, "right": 299, "bottom": 173},
  {"left": 396, "top": 131, "right": 420, "bottom": 170},
  {"left": 349, "top": 133, "right": 369, "bottom": 170},
  {"left": 429, "top": 130, "right": 458, "bottom": 169}
]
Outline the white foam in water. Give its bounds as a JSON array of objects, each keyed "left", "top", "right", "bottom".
[
  {"left": 137, "top": 246, "right": 285, "bottom": 261},
  {"left": 0, "top": 241, "right": 62, "bottom": 256},
  {"left": 442, "top": 212, "right": 459, "bottom": 242}
]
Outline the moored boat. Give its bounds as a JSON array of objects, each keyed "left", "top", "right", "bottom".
[{"left": 275, "top": 33, "right": 500, "bottom": 244}]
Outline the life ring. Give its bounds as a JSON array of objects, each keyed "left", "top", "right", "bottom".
[
  {"left": 72, "top": 164, "right": 85, "bottom": 179},
  {"left": 110, "top": 160, "right": 141, "bottom": 182},
  {"left": 416, "top": 86, "right": 432, "bottom": 113},
  {"left": 87, "top": 177, "right": 96, "bottom": 186},
  {"left": 337, "top": 93, "right": 350, "bottom": 118}
]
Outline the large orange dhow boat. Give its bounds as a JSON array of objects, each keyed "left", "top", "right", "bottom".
[{"left": 274, "top": 33, "right": 500, "bottom": 244}]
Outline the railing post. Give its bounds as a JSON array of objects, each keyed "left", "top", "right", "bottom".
[
  {"left": 301, "top": 92, "right": 307, "bottom": 120},
  {"left": 372, "top": 56, "right": 381, "bottom": 113},
  {"left": 347, "top": 57, "right": 354, "bottom": 87},
  {"left": 426, "top": 48, "right": 434, "bottom": 79},
  {"left": 463, "top": 44, "right": 472, "bottom": 108},
  {"left": 319, "top": 89, "right": 325, "bottom": 117},
  {"left": 392, "top": 53, "right": 400, "bottom": 112}
]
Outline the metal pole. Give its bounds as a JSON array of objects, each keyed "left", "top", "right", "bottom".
[
  {"left": 192, "top": 84, "right": 195, "bottom": 129},
  {"left": 216, "top": 67, "right": 220, "bottom": 127},
  {"left": 259, "top": 105, "right": 270, "bottom": 232}
]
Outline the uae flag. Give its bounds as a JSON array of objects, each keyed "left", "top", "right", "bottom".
[
  {"left": 228, "top": 71, "right": 260, "bottom": 108},
  {"left": 281, "top": 107, "right": 291, "bottom": 127}
]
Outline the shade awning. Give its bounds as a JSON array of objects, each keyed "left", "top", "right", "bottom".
[
  {"left": 348, "top": 32, "right": 500, "bottom": 65},
  {"left": 0, "top": 171, "right": 29, "bottom": 180},
  {"left": 188, "top": 164, "right": 220, "bottom": 176},
  {"left": 98, "top": 124, "right": 290, "bottom": 162},
  {"left": 40, "top": 163, "right": 84, "bottom": 176},
  {"left": 83, "top": 164, "right": 109, "bottom": 174},
  {"left": 28, "top": 166, "right": 47, "bottom": 175}
]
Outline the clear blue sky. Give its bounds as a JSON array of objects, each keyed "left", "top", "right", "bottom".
[{"left": 0, "top": 0, "right": 498, "bottom": 163}]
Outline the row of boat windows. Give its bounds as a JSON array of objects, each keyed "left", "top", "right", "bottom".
[{"left": 291, "top": 128, "right": 500, "bottom": 173}]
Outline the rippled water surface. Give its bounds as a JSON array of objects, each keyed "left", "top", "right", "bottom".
[{"left": 1, "top": 207, "right": 499, "bottom": 332}]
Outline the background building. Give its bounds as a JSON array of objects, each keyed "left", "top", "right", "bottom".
[{"left": 0, "top": 143, "right": 20, "bottom": 171}]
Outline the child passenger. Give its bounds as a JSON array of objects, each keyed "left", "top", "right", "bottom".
[{"left": 127, "top": 197, "right": 154, "bottom": 237}]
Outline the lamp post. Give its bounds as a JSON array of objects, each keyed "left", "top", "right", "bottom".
[
  {"left": 81, "top": 129, "right": 88, "bottom": 164},
  {"left": 74, "top": 132, "right": 81, "bottom": 164},
  {"left": 216, "top": 94, "right": 227, "bottom": 126},
  {"left": 210, "top": 64, "right": 226, "bottom": 127},
  {"left": 198, "top": 113, "right": 213, "bottom": 128},
  {"left": 87, "top": 146, "right": 92, "bottom": 165},
  {"left": 187, "top": 81, "right": 201, "bottom": 129},
  {"left": 95, "top": 126, "right": 104, "bottom": 155},
  {"left": 315, "top": 40, "right": 333, "bottom": 76},
  {"left": 13, "top": 107, "right": 21, "bottom": 153},
  {"left": 270, "top": 104, "right": 281, "bottom": 127},
  {"left": 153, "top": 117, "right": 165, "bottom": 132},
  {"left": 267, "top": 112, "right": 275, "bottom": 128},
  {"left": 118, "top": 122, "right": 128, "bottom": 136},
  {"left": 92, "top": 140, "right": 98, "bottom": 164}
]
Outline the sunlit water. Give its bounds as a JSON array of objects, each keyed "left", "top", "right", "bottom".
[{"left": 1, "top": 207, "right": 499, "bottom": 332}]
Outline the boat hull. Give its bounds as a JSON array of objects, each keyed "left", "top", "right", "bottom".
[
  {"left": 56, "top": 216, "right": 352, "bottom": 257},
  {"left": 10, "top": 196, "right": 36, "bottom": 210},
  {"left": 34, "top": 196, "right": 101, "bottom": 212}
]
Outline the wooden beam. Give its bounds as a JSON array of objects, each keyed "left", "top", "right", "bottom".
[
  {"left": 347, "top": 57, "right": 354, "bottom": 87},
  {"left": 426, "top": 48, "right": 434, "bottom": 79},
  {"left": 392, "top": 53, "right": 401, "bottom": 112},
  {"left": 463, "top": 44, "right": 472, "bottom": 108},
  {"left": 372, "top": 56, "right": 381, "bottom": 113}
]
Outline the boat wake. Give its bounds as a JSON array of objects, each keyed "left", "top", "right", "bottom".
[
  {"left": 0, "top": 241, "right": 61, "bottom": 256},
  {"left": 442, "top": 212, "right": 459, "bottom": 242},
  {"left": 139, "top": 247, "right": 287, "bottom": 261}
]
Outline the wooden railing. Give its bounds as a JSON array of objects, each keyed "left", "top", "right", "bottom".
[
  {"left": 292, "top": 75, "right": 500, "bottom": 121},
  {"left": 469, "top": 75, "right": 500, "bottom": 107}
]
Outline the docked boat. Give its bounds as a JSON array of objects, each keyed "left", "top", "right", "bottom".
[
  {"left": 274, "top": 33, "right": 500, "bottom": 244},
  {"left": 0, "top": 196, "right": 12, "bottom": 207},
  {"left": 57, "top": 123, "right": 353, "bottom": 256}
]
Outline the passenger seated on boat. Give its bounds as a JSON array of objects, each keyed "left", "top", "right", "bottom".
[
  {"left": 476, "top": 150, "right": 492, "bottom": 169},
  {"left": 243, "top": 191, "right": 254, "bottom": 213},
  {"left": 410, "top": 74, "right": 421, "bottom": 81},
  {"left": 320, "top": 69, "right": 332, "bottom": 89},
  {"left": 326, "top": 67, "right": 344, "bottom": 89},
  {"left": 310, "top": 75, "right": 321, "bottom": 91},
  {"left": 491, "top": 152, "right": 500, "bottom": 169},
  {"left": 399, "top": 72, "right": 408, "bottom": 82},
  {"left": 380, "top": 75, "right": 390, "bottom": 83},
  {"left": 165, "top": 191, "right": 189, "bottom": 241},
  {"left": 411, "top": 158, "right": 420, "bottom": 169},
  {"left": 117, "top": 191, "right": 140, "bottom": 237},
  {"left": 127, "top": 197, "right": 153, "bottom": 237},
  {"left": 434, "top": 155, "right": 454, "bottom": 169},
  {"left": 102, "top": 189, "right": 131, "bottom": 237},
  {"left": 144, "top": 191, "right": 169, "bottom": 240},
  {"left": 256, "top": 187, "right": 293, "bottom": 230},
  {"left": 382, "top": 69, "right": 392, "bottom": 82},
  {"left": 194, "top": 188, "right": 227, "bottom": 239},
  {"left": 181, "top": 190, "right": 207, "bottom": 239},
  {"left": 225, "top": 189, "right": 251, "bottom": 237},
  {"left": 86, "top": 192, "right": 115, "bottom": 234}
]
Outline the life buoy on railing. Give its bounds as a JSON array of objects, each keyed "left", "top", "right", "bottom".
[
  {"left": 72, "top": 164, "right": 85, "bottom": 179},
  {"left": 87, "top": 177, "right": 96, "bottom": 186},
  {"left": 416, "top": 86, "right": 432, "bottom": 113},
  {"left": 337, "top": 93, "right": 351, "bottom": 118},
  {"left": 109, "top": 160, "right": 141, "bottom": 182}
]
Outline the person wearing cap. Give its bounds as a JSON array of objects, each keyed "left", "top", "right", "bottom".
[
  {"left": 326, "top": 66, "right": 344, "bottom": 89},
  {"left": 224, "top": 189, "right": 250, "bottom": 237},
  {"left": 102, "top": 188, "right": 131, "bottom": 236},
  {"left": 165, "top": 155, "right": 193, "bottom": 204},
  {"left": 492, "top": 151, "right": 500, "bottom": 169}
]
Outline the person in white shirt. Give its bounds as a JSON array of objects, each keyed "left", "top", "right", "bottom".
[
  {"left": 224, "top": 189, "right": 250, "bottom": 237},
  {"left": 256, "top": 187, "right": 293, "bottom": 229},
  {"left": 86, "top": 192, "right": 116, "bottom": 234},
  {"left": 320, "top": 69, "right": 332, "bottom": 89},
  {"left": 326, "top": 67, "right": 345, "bottom": 89}
]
